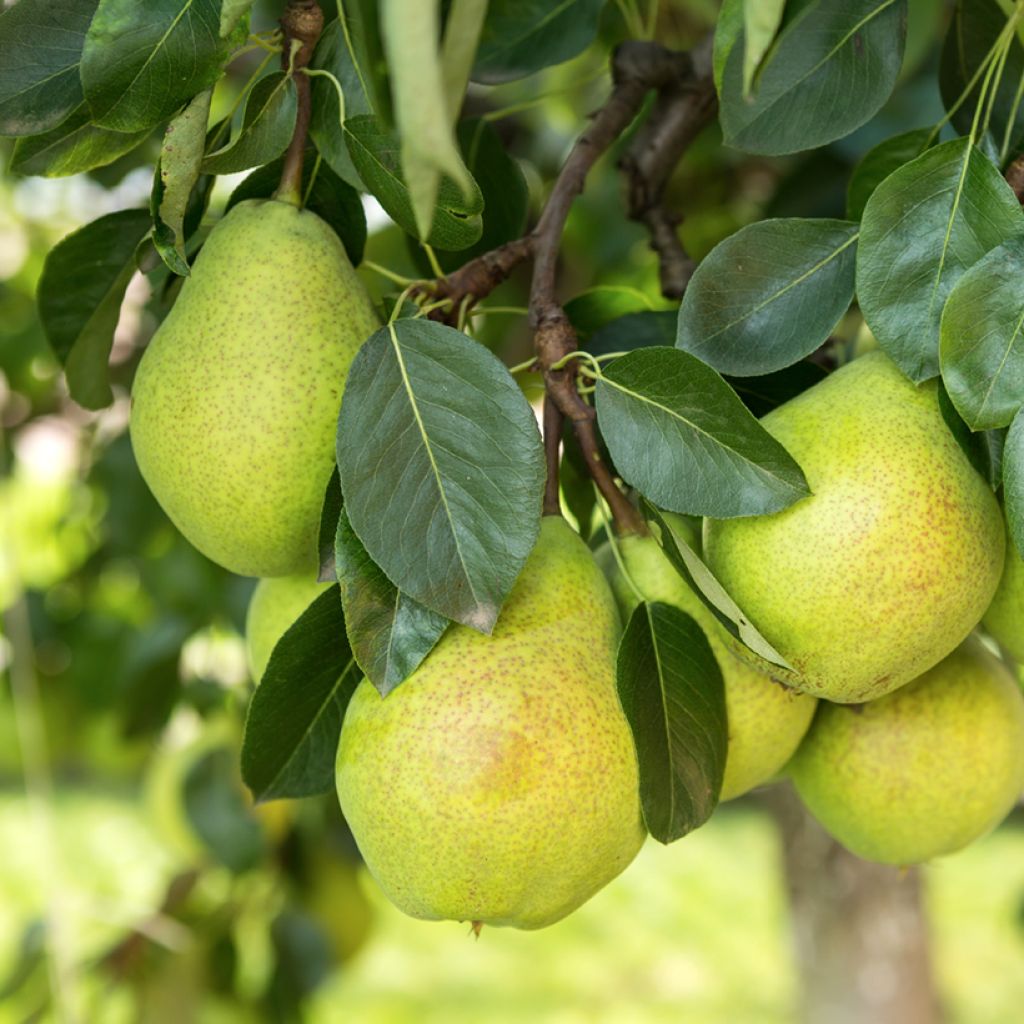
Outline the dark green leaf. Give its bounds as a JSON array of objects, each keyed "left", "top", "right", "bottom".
[
  {"left": 472, "top": 0, "right": 605, "bottom": 83},
  {"left": 846, "top": 127, "right": 931, "bottom": 220},
  {"left": 940, "top": 0, "right": 1024, "bottom": 156},
  {"left": 184, "top": 747, "right": 266, "bottom": 872},
  {"left": 344, "top": 114, "right": 484, "bottom": 249},
  {"left": 37, "top": 209, "right": 151, "bottom": 409},
  {"left": 241, "top": 586, "right": 360, "bottom": 802},
  {"left": 227, "top": 149, "right": 367, "bottom": 266},
  {"left": 565, "top": 286, "right": 655, "bottom": 342},
  {"left": 940, "top": 235, "right": 1024, "bottom": 430},
  {"left": 0, "top": 0, "right": 98, "bottom": 136},
  {"left": 9, "top": 104, "right": 149, "bottom": 177},
  {"left": 1002, "top": 408, "right": 1024, "bottom": 557},
  {"left": 937, "top": 381, "right": 1006, "bottom": 490},
  {"left": 726, "top": 361, "right": 829, "bottom": 418},
  {"left": 641, "top": 499, "right": 793, "bottom": 668},
  {"left": 202, "top": 73, "right": 298, "bottom": 174},
  {"left": 677, "top": 219, "right": 858, "bottom": 376},
  {"left": 857, "top": 138, "right": 1024, "bottom": 382},
  {"left": 81, "top": 0, "right": 226, "bottom": 133},
  {"left": 588, "top": 310, "right": 676, "bottom": 357},
  {"left": 616, "top": 602, "right": 727, "bottom": 844},
  {"left": 713, "top": 0, "right": 744, "bottom": 93},
  {"left": 317, "top": 466, "right": 343, "bottom": 582},
  {"left": 742, "top": 0, "right": 787, "bottom": 97},
  {"left": 334, "top": 508, "right": 448, "bottom": 695},
  {"left": 718, "top": 0, "right": 907, "bottom": 156},
  {"left": 595, "top": 346, "right": 809, "bottom": 517},
  {"left": 336, "top": 319, "right": 545, "bottom": 632}
]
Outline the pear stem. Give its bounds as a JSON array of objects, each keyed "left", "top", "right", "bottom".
[{"left": 274, "top": 0, "right": 324, "bottom": 207}]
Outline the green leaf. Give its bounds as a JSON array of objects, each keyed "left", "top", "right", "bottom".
[
  {"left": 0, "top": 0, "right": 98, "bottom": 136},
  {"left": 616, "top": 602, "right": 727, "bottom": 844},
  {"left": 227, "top": 149, "right": 367, "bottom": 266},
  {"left": 742, "top": 0, "right": 786, "bottom": 96},
  {"left": 81, "top": 0, "right": 227, "bottom": 133},
  {"left": 713, "top": 0, "right": 745, "bottom": 93},
  {"left": 727, "top": 362, "right": 829, "bottom": 418},
  {"left": 152, "top": 88, "right": 213, "bottom": 276},
  {"left": 344, "top": 114, "right": 484, "bottom": 249},
  {"left": 719, "top": 0, "right": 907, "bottom": 156},
  {"left": 317, "top": 466, "right": 343, "bottom": 582},
  {"left": 677, "top": 219, "right": 858, "bottom": 376},
  {"left": 940, "top": 0, "right": 1024, "bottom": 156},
  {"left": 565, "top": 286, "right": 656, "bottom": 341},
  {"left": 857, "top": 138, "right": 1024, "bottom": 382},
  {"left": 594, "top": 346, "right": 809, "bottom": 518},
  {"left": 37, "top": 209, "right": 151, "bottom": 409},
  {"left": 588, "top": 310, "right": 677, "bottom": 357},
  {"left": 335, "top": 508, "right": 448, "bottom": 695},
  {"left": 941, "top": 235, "right": 1024, "bottom": 430},
  {"left": 336, "top": 319, "right": 545, "bottom": 632},
  {"left": 9, "top": 104, "right": 150, "bottom": 177},
  {"left": 640, "top": 500, "right": 793, "bottom": 669},
  {"left": 201, "top": 73, "right": 298, "bottom": 175},
  {"left": 472, "top": 0, "right": 605, "bottom": 83},
  {"left": 220, "top": 0, "right": 254, "bottom": 37},
  {"left": 441, "top": 0, "right": 489, "bottom": 117},
  {"left": 847, "top": 128, "right": 932, "bottom": 221},
  {"left": 241, "top": 586, "right": 360, "bottom": 802},
  {"left": 1001, "top": 408, "right": 1024, "bottom": 557},
  {"left": 937, "top": 381, "right": 1006, "bottom": 490},
  {"left": 381, "top": 0, "right": 475, "bottom": 239}
]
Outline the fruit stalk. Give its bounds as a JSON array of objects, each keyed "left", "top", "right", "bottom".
[{"left": 275, "top": 0, "right": 324, "bottom": 206}]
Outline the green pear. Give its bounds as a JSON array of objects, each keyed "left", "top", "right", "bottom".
[
  {"left": 983, "top": 521, "right": 1024, "bottom": 662},
  {"left": 131, "top": 199, "right": 380, "bottom": 578},
  {"left": 789, "top": 636, "right": 1024, "bottom": 864},
  {"left": 704, "top": 352, "right": 1004, "bottom": 703},
  {"left": 595, "top": 516, "right": 816, "bottom": 801},
  {"left": 245, "top": 573, "right": 332, "bottom": 681},
  {"left": 335, "top": 516, "right": 645, "bottom": 930}
]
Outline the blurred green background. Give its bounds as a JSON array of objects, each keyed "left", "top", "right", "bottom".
[{"left": 3, "top": 0, "right": 1024, "bottom": 1020}]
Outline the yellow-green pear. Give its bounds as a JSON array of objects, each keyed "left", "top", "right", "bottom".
[
  {"left": 983, "top": 521, "right": 1024, "bottom": 662},
  {"left": 131, "top": 199, "right": 380, "bottom": 578},
  {"left": 245, "top": 573, "right": 332, "bottom": 681},
  {"left": 704, "top": 352, "right": 1004, "bottom": 703},
  {"left": 595, "top": 516, "right": 816, "bottom": 801},
  {"left": 789, "top": 636, "right": 1024, "bottom": 864},
  {"left": 335, "top": 516, "right": 645, "bottom": 930}
]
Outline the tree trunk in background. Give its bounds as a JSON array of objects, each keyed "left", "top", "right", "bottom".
[{"left": 764, "top": 784, "right": 944, "bottom": 1024}]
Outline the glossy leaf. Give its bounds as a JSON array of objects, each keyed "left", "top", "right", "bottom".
[
  {"left": 81, "top": 0, "right": 226, "bottom": 133},
  {"left": 336, "top": 319, "right": 545, "bottom": 632},
  {"left": 473, "top": 0, "right": 605, "bottom": 83},
  {"left": 37, "top": 209, "right": 151, "bottom": 409},
  {"left": 857, "top": 139, "right": 1024, "bottom": 382},
  {"left": 941, "top": 235, "right": 1024, "bottom": 430},
  {"left": 0, "top": 0, "right": 98, "bottom": 136},
  {"left": 1002, "top": 409, "right": 1024, "bottom": 558},
  {"left": 616, "top": 602, "right": 727, "bottom": 844},
  {"left": 742, "top": 0, "right": 786, "bottom": 96},
  {"left": 846, "top": 127, "right": 931, "bottom": 220},
  {"left": 594, "top": 347, "right": 809, "bottom": 518},
  {"left": 335, "top": 508, "right": 448, "bottom": 695},
  {"left": 241, "top": 586, "right": 360, "bottom": 802},
  {"left": 718, "top": 0, "right": 907, "bottom": 156},
  {"left": 344, "top": 114, "right": 483, "bottom": 250},
  {"left": 677, "top": 219, "right": 858, "bottom": 376},
  {"left": 202, "top": 73, "right": 298, "bottom": 174}
]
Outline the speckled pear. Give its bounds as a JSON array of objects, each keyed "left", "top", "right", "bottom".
[
  {"left": 335, "top": 516, "right": 645, "bottom": 930},
  {"left": 245, "top": 573, "right": 332, "bottom": 681},
  {"left": 704, "top": 352, "right": 1004, "bottom": 703},
  {"left": 983, "top": 521, "right": 1024, "bottom": 662},
  {"left": 595, "top": 515, "right": 815, "bottom": 801},
  {"left": 789, "top": 636, "right": 1024, "bottom": 864},
  {"left": 131, "top": 199, "right": 380, "bottom": 577}
]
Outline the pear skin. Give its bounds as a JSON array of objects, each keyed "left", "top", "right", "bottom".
[
  {"left": 131, "top": 199, "right": 380, "bottom": 578},
  {"left": 595, "top": 517, "right": 815, "bottom": 801},
  {"left": 983, "top": 521, "right": 1024, "bottom": 662},
  {"left": 245, "top": 573, "right": 332, "bottom": 681},
  {"left": 789, "top": 636, "right": 1024, "bottom": 865},
  {"left": 704, "top": 352, "right": 1004, "bottom": 703},
  {"left": 335, "top": 516, "right": 645, "bottom": 930}
]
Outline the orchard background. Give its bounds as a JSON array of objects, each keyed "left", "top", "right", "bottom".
[{"left": 3, "top": 0, "right": 1024, "bottom": 1021}]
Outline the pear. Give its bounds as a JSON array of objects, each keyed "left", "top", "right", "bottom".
[
  {"left": 789, "top": 636, "right": 1024, "bottom": 864},
  {"left": 983, "top": 521, "right": 1024, "bottom": 662},
  {"left": 595, "top": 515, "right": 815, "bottom": 801},
  {"left": 245, "top": 573, "right": 332, "bottom": 681},
  {"left": 335, "top": 516, "right": 645, "bottom": 930},
  {"left": 131, "top": 199, "right": 380, "bottom": 578},
  {"left": 704, "top": 352, "right": 1004, "bottom": 703}
]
